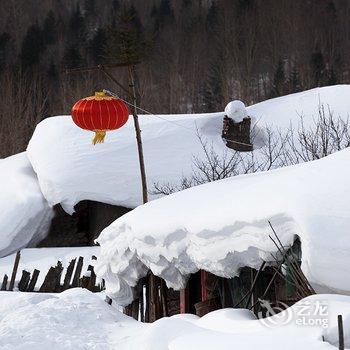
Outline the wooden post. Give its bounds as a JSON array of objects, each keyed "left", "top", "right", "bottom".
[
  {"left": 27, "top": 269, "right": 40, "bottom": 292},
  {"left": 63, "top": 258, "right": 76, "bottom": 290},
  {"left": 68, "top": 63, "right": 150, "bottom": 317},
  {"left": 131, "top": 299, "right": 140, "bottom": 320},
  {"left": 18, "top": 270, "right": 31, "bottom": 291},
  {"left": 160, "top": 279, "right": 168, "bottom": 317},
  {"left": 149, "top": 273, "right": 161, "bottom": 322},
  {"left": 145, "top": 277, "right": 150, "bottom": 322},
  {"left": 9, "top": 251, "right": 21, "bottom": 291},
  {"left": 149, "top": 273, "right": 156, "bottom": 322},
  {"left": 39, "top": 262, "right": 63, "bottom": 292},
  {"left": 54, "top": 262, "right": 64, "bottom": 292},
  {"left": 127, "top": 65, "right": 152, "bottom": 320},
  {"left": 128, "top": 65, "right": 148, "bottom": 204},
  {"left": 72, "top": 256, "right": 84, "bottom": 287},
  {"left": 249, "top": 269, "right": 255, "bottom": 309},
  {"left": 87, "top": 265, "right": 97, "bottom": 291},
  {"left": 140, "top": 283, "right": 145, "bottom": 322},
  {"left": 201, "top": 270, "right": 209, "bottom": 301},
  {"left": 180, "top": 287, "right": 189, "bottom": 313},
  {"left": 65, "top": 64, "right": 148, "bottom": 203},
  {"left": 338, "top": 315, "right": 344, "bottom": 350},
  {"left": 80, "top": 275, "right": 90, "bottom": 289},
  {"left": 1, "top": 274, "right": 8, "bottom": 291}
]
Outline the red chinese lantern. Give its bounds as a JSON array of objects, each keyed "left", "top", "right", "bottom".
[{"left": 71, "top": 91, "right": 129, "bottom": 145}]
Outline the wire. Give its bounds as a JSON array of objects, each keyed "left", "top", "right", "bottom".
[
  {"left": 103, "top": 89, "right": 195, "bottom": 132},
  {"left": 103, "top": 88, "right": 253, "bottom": 148}
]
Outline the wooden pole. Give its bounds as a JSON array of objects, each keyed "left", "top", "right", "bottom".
[
  {"left": 338, "top": 315, "right": 344, "bottom": 350},
  {"left": 9, "top": 251, "right": 21, "bottom": 291},
  {"left": 66, "top": 63, "right": 148, "bottom": 205},
  {"left": 128, "top": 65, "right": 148, "bottom": 204},
  {"left": 66, "top": 63, "right": 150, "bottom": 314}
]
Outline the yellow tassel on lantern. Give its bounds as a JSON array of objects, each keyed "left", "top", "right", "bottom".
[{"left": 92, "top": 130, "right": 106, "bottom": 145}]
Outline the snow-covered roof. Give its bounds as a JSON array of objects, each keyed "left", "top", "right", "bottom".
[
  {"left": 27, "top": 85, "right": 350, "bottom": 214},
  {"left": 95, "top": 147, "right": 350, "bottom": 305},
  {"left": 0, "top": 153, "right": 53, "bottom": 258}
]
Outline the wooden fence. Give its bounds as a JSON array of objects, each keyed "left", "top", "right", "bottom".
[{"left": 0, "top": 251, "right": 103, "bottom": 293}]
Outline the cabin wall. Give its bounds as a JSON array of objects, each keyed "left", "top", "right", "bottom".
[
  {"left": 38, "top": 201, "right": 131, "bottom": 247},
  {"left": 88, "top": 201, "right": 130, "bottom": 242}
]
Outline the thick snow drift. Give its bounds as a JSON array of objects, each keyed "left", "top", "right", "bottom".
[
  {"left": 0, "top": 290, "right": 348, "bottom": 349},
  {"left": 27, "top": 85, "right": 350, "bottom": 214},
  {"left": 96, "top": 147, "right": 350, "bottom": 306},
  {"left": 0, "top": 153, "right": 52, "bottom": 258}
]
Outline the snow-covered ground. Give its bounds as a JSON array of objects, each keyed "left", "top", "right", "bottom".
[
  {"left": 0, "top": 87, "right": 349, "bottom": 349},
  {"left": 0, "top": 153, "right": 53, "bottom": 258},
  {"left": 0, "top": 247, "right": 100, "bottom": 289},
  {"left": 0, "top": 289, "right": 347, "bottom": 349},
  {"left": 27, "top": 85, "right": 350, "bottom": 214},
  {"left": 96, "top": 146, "right": 350, "bottom": 306}
]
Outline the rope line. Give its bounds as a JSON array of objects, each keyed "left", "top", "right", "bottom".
[
  {"left": 103, "top": 89, "right": 253, "bottom": 148},
  {"left": 103, "top": 89, "right": 194, "bottom": 132}
]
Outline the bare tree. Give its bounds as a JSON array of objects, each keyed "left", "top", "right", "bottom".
[
  {"left": 0, "top": 71, "right": 48, "bottom": 158},
  {"left": 153, "top": 104, "right": 350, "bottom": 195},
  {"left": 286, "top": 104, "right": 350, "bottom": 163}
]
